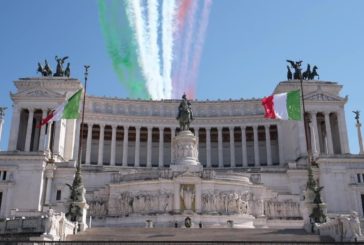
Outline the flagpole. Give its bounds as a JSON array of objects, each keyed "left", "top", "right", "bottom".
[
  {"left": 298, "top": 63, "right": 312, "bottom": 165},
  {"left": 76, "top": 65, "right": 90, "bottom": 170}
]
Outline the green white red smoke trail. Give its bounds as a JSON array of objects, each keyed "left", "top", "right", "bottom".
[{"left": 98, "top": 0, "right": 212, "bottom": 100}]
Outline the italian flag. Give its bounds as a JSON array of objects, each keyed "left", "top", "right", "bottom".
[
  {"left": 261, "top": 90, "right": 302, "bottom": 120},
  {"left": 39, "top": 89, "right": 83, "bottom": 127}
]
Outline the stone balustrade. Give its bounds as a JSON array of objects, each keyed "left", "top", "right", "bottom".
[
  {"left": 0, "top": 209, "right": 76, "bottom": 241},
  {"left": 316, "top": 211, "right": 362, "bottom": 242}
]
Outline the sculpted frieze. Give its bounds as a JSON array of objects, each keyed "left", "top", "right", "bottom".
[
  {"left": 108, "top": 190, "right": 174, "bottom": 216},
  {"left": 264, "top": 199, "right": 301, "bottom": 219}
]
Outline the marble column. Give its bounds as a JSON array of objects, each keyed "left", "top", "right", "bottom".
[
  {"left": 158, "top": 127, "right": 164, "bottom": 167},
  {"left": 356, "top": 122, "right": 364, "bottom": 154},
  {"left": 8, "top": 106, "right": 20, "bottom": 151},
  {"left": 135, "top": 126, "right": 141, "bottom": 167},
  {"left": 147, "top": 127, "right": 152, "bottom": 167},
  {"left": 195, "top": 184, "right": 202, "bottom": 213},
  {"left": 241, "top": 126, "right": 248, "bottom": 167},
  {"left": 265, "top": 125, "right": 272, "bottom": 166},
  {"left": 52, "top": 121, "right": 61, "bottom": 155},
  {"left": 311, "top": 112, "right": 320, "bottom": 155},
  {"left": 253, "top": 125, "right": 260, "bottom": 166},
  {"left": 25, "top": 108, "right": 34, "bottom": 152},
  {"left": 72, "top": 120, "right": 81, "bottom": 160},
  {"left": 171, "top": 128, "right": 176, "bottom": 163},
  {"left": 98, "top": 124, "right": 105, "bottom": 165},
  {"left": 337, "top": 110, "right": 350, "bottom": 154},
  {"left": 229, "top": 127, "right": 235, "bottom": 167},
  {"left": 110, "top": 125, "right": 117, "bottom": 165},
  {"left": 206, "top": 127, "right": 211, "bottom": 167},
  {"left": 45, "top": 122, "right": 53, "bottom": 153},
  {"left": 217, "top": 127, "right": 223, "bottom": 168},
  {"left": 85, "top": 123, "right": 93, "bottom": 165},
  {"left": 324, "top": 112, "right": 334, "bottom": 154},
  {"left": 174, "top": 183, "right": 180, "bottom": 213},
  {"left": 122, "top": 126, "right": 129, "bottom": 167},
  {"left": 277, "top": 124, "right": 284, "bottom": 165},
  {"left": 44, "top": 170, "right": 54, "bottom": 205},
  {"left": 38, "top": 110, "right": 48, "bottom": 151}
]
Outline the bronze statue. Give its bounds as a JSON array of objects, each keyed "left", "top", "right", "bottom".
[
  {"left": 44, "top": 60, "right": 52, "bottom": 76},
  {"left": 309, "top": 65, "right": 319, "bottom": 80},
  {"left": 54, "top": 56, "right": 69, "bottom": 77},
  {"left": 302, "top": 64, "right": 311, "bottom": 80},
  {"left": 64, "top": 62, "right": 71, "bottom": 78},
  {"left": 353, "top": 110, "right": 360, "bottom": 124},
  {"left": 176, "top": 94, "right": 194, "bottom": 131},
  {"left": 37, "top": 59, "right": 52, "bottom": 77},
  {"left": 286, "top": 65, "right": 292, "bottom": 80},
  {"left": 286, "top": 60, "right": 303, "bottom": 79}
]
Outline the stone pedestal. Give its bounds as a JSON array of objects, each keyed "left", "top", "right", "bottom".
[{"left": 171, "top": 130, "right": 202, "bottom": 173}]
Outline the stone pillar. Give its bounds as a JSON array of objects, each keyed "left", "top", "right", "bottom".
[
  {"left": 206, "top": 127, "right": 211, "bottom": 167},
  {"left": 324, "top": 112, "right": 334, "bottom": 154},
  {"left": 253, "top": 125, "right": 260, "bottom": 166},
  {"left": 45, "top": 122, "right": 53, "bottom": 153},
  {"left": 337, "top": 110, "right": 350, "bottom": 154},
  {"left": 122, "top": 126, "right": 129, "bottom": 167},
  {"left": 310, "top": 112, "right": 320, "bottom": 156},
  {"left": 98, "top": 124, "right": 105, "bottom": 165},
  {"left": 171, "top": 128, "right": 176, "bottom": 163},
  {"left": 265, "top": 125, "right": 272, "bottom": 166},
  {"left": 356, "top": 122, "right": 364, "bottom": 154},
  {"left": 195, "top": 184, "right": 202, "bottom": 213},
  {"left": 174, "top": 183, "right": 180, "bottom": 213},
  {"left": 8, "top": 106, "right": 20, "bottom": 151},
  {"left": 147, "top": 127, "right": 152, "bottom": 167},
  {"left": 241, "top": 126, "right": 248, "bottom": 167},
  {"left": 25, "top": 108, "right": 34, "bottom": 152},
  {"left": 110, "top": 125, "right": 117, "bottom": 165},
  {"left": 53, "top": 120, "right": 62, "bottom": 155},
  {"left": 72, "top": 120, "right": 81, "bottom": 160},
  {"left": 218, "top": 127, "right": 223, "bottom": 168},
  {"left": 85, "top": 123, "right": 93, "bottom": 165},
  {"left": 135, "top": 126, "right": 141, "bottom": 167},
  {"left": 0, "top": 108, "right": 7, "bottom": 151},
  {"left": 44, "top": 170, "right": 54, "bottom": 205},
  {"left": 277, "top": 124, "right": 284, "bottom": 166},
  {"left": 38, "top": 110, "right": 48, "bottom": 151},
  {"left": 229, "top": 126, "right": 235, "bottom": 167},
  {"left": 158, "top": 127, "right": 164, "bottom": 167}
]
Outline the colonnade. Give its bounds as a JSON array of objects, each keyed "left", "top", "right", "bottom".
[
  {"left": 8, "top": 108, "right": 349, "bottom": 165},
  {"left": 75, "top": 123, "right": 283, "bottom": 168},
  {"left": 306, "top": 111, "right": 348, "bottom": 155}
]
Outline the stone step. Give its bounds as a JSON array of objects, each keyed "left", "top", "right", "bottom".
[{"left": 67, "top": 227, "right": 334, "bottom": 242}]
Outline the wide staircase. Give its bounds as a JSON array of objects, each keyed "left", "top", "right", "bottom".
[{"left": 67, "top": 227, "right": 334, "bottom": 243}]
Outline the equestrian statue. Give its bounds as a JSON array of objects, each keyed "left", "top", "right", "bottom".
[{"left": 176, "top": 94, "right": 194, "bottom": 131}]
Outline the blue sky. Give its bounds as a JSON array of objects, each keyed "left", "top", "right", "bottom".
[{"left": 1, "top": 0, "right": 364, "bottom": 153}]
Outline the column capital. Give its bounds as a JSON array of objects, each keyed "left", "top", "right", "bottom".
[
  {"left": 135, "top": 125, "right": 141, "bottom": 131},
  {"left": 252, "top": 124, "right": 258, "bottom": 129},
  {"left": 87, "top": 122, "right": 94, "bottom": 127},
  {"left": 99, "top": 123, "right": 105, "bottom": 128},
  {"left": 205, "top": 127, "right": 211, "bottom": 131},
  {"left": 111, "top": 124, "right": 118, "bottom": 129},
  {"left": 241, "top": 125, "right": 246, "bottom": 130},
  {"left": 229, "top": 126, "right": 234, "bottom": 131},
  {"left": 158, "top": 126, "right": 164, "bottom": 131}
]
